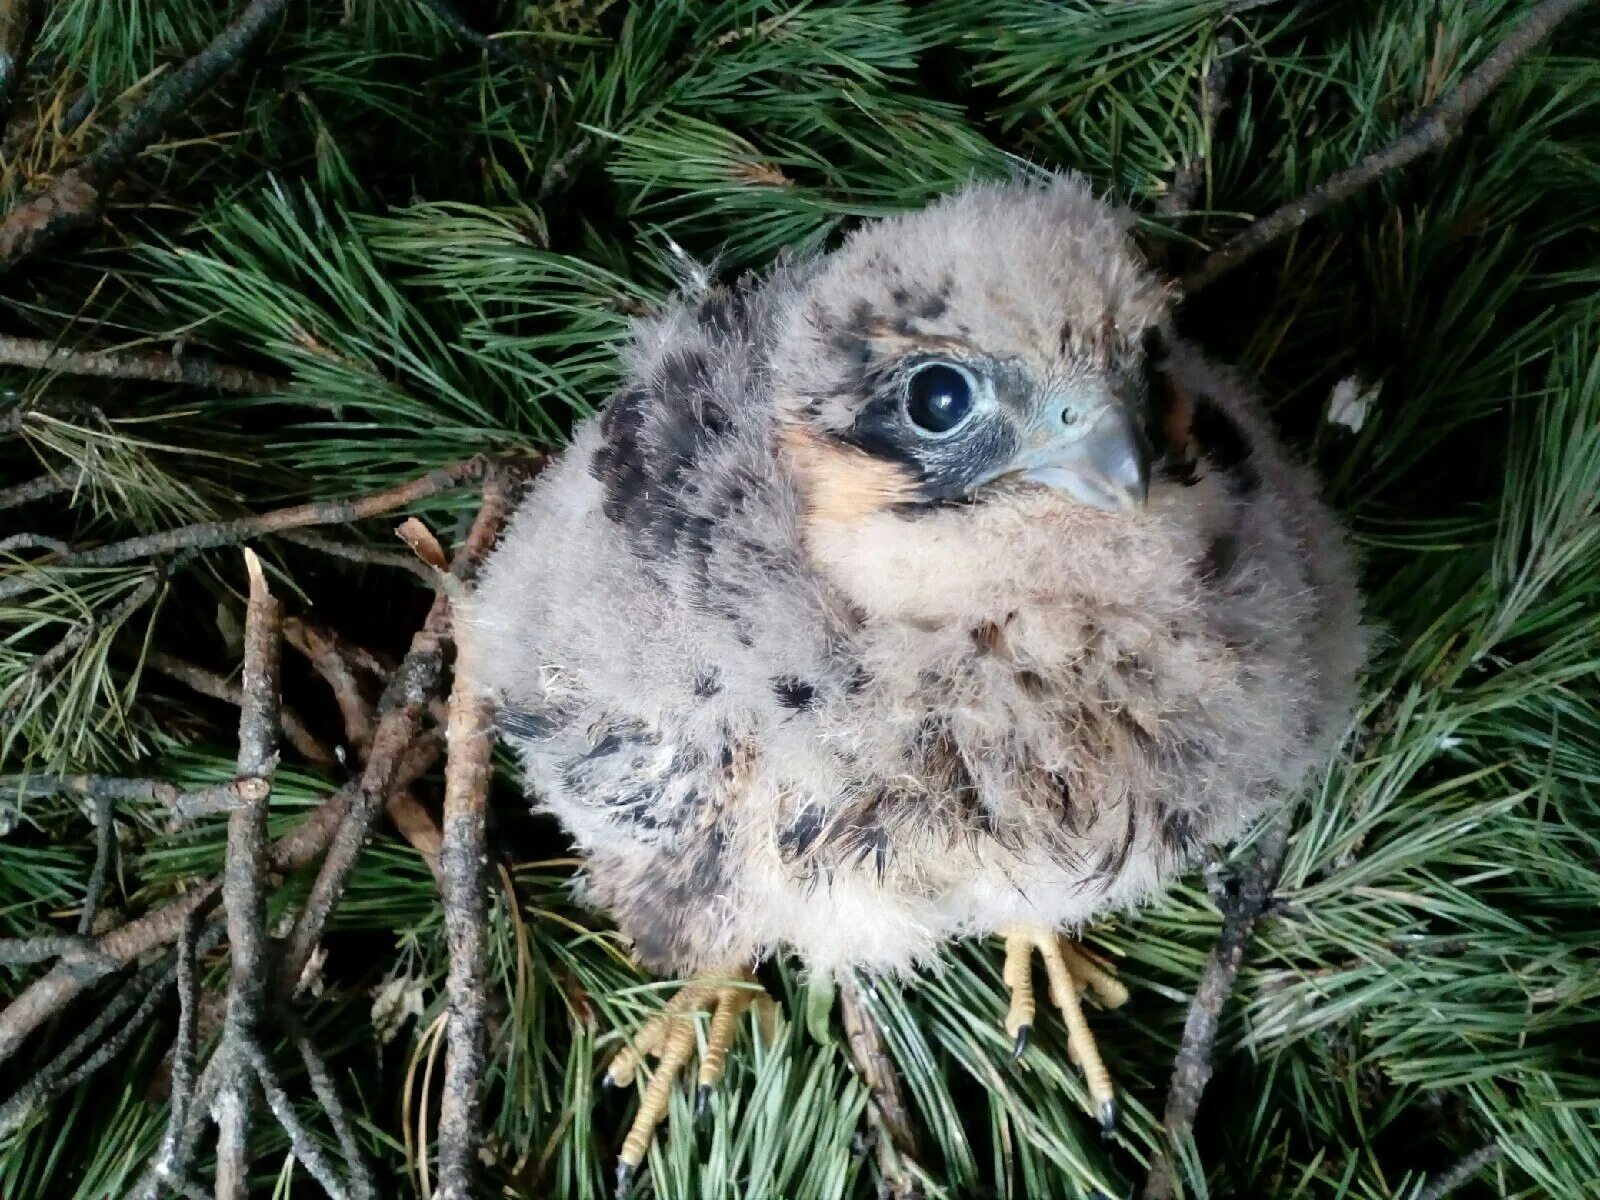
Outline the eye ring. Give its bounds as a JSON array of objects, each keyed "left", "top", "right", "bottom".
[{"left": 904, "top": 361, "right": 978, "bottom": 437}]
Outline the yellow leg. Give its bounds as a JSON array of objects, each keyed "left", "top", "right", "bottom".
[
  {"left": 607, "top": 973, "right": 765, "bottom": 1193},
  {"left": 999, "top": 927, "right": 1127, "bottom": 1136}
]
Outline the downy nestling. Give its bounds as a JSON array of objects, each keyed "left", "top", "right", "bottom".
[{"left": 467, "top": 174, "right": 1365, "bottom": 1185}]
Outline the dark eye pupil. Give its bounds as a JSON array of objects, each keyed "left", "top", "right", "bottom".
[{"left": 907, "top": 364, "right": 973, "bottom": 434}]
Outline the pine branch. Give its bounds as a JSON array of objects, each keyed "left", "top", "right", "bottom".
[
  {"left": 1184, "top": 0, "right": 1600, "bottom": 290},
  {"left": 1144, "top": 811, "right": 1293, "bottom": 1200},
  {"left": 146, "top": 908, "right": 206, "bottom": 1200},
  {"left": 0, "top": 333, "right": 287, "bottom": 393},
  {"left": 0, "top": 455, "right": 490, "bottom": 602},
  {"left": 0, "top": 0, "right": 292, "bottom": 271},
  {"left": 213, "top": 548, "right": 281, "bottom": 1200},
  {"left": 436, "top": 618, "right": 495, "bottom": 1199},
  {"left": 76, "top": 788, "right": 115, "bottom": 934},
  {"left": 0, "top": 472, "right": 79, "bottom": 514},
  {"left": 284, "top": 530, "right": 438, "bottom": 584}
]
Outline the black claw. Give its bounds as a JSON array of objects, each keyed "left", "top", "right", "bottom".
[
  {"left": 1097, "top": 1098, "right": 1118, "bottom": 1138},
  {"left": 601, "top": 1072, "right": 616, "bottom": 1091},
  {"left": 1010, "top": 1026, "right": 1032, "bottom": 1064},
  {"left": 696, "top": 1084, "right": 713, "bottom": 1119},
  {"left": 615, "top": 1159, "right": 636, "bottom": 1196}
]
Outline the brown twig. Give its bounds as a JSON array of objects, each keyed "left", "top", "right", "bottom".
[
  {"left": 0, "top": 333, "right": 286, "bottom": 393},
  {"left": 284, "top": 615, "right": 445, "bottom": 880},
  {"left": 145, "top": 650, "right": 334, "bottom": 766},
  {"left": 0, "top": 0, "right": 293, "bottom": 271},
  {"left": 278, "top": 481, "right": 510, "bottom": 995},
  {"left": 1416, "top": 1142, "right": 1505, "bottom": 1200},
  {"left": 436, "top": 621, "right": 495, "bottom": 1199},
  {"left": 0, "top": 0, "right": 41, "bottom": 133},
  {"left": 213, "top": 548, "right": 281, "bottom": 1200},
  {"left": 1184, "top": 0, "right": 1600, "bottom": 291},
  {"left": 838, "top": 975, "right": 923, "bottom": 1200},
  {"left": 0, "top": 456, "right": 489, "bottom": 601},
  {"left": 1144, "top": 810, "right": 1294, "bottom": 1200},
  {"left": 284, "top": 529, "right": 439, "bottom": 583},
  {"left": 146, "top": 908, "right": 207, "bottom": 1198}
]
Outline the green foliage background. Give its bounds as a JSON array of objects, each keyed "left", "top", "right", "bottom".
[{"left": 2, "top": 1, "right": 1598, "bottom": 1197}]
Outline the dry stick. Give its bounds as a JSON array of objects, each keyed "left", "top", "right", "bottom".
[
  {"left": 76, "top": 790, "right": 115, "bottom": 934},
  {"left": 244, "top": 1041, "right": 352, "bottom": 1200},
  {"left": 0, "top": 772, "right": 357, "bottom": 1066},
  {"left": 284, "top": 615, "right": 444, "bottom": 880},
  {"left": 146, "top": 650, "right": 334, "bottom": 766},
  {"left": 213, "top": 548, "right": 281, "bottom": 1200},
  {"left": 0, "top": 0, "right": 41, "bottom": 132},
  {"left": 0, "top": 0, "right": 292, "bottom": 271},
  {"left": 0, "top": 935, "right": 109, "bottom": 965},
  {"left": 147, "top": 908, "right": 206, "bottom": 1199},
  {"left": 292, "top": 1022, "right": 377, "bottom": 1200},
  {"left": 0, "top": 334, "right": 286, "bottom": 393},
  {"left": 0, "top": 947, "right": 174, "bottom": 1132},
  {"left": 0, "top": 455, "right": 488, "bottom": 601},
  {"left": 1416, "top": 1143, "right": 1505, "bottom": 1200},
  {"left": 278, "top": 481, "right": 510, "bottom": 996},
  {"left": 837, "top": 975, "right": 923, "bottom": 1200},
  {"left": 1183, "top": 0, "right": 1600, "bottom": 292},
  {"left": 284, "top": 528, "right": 439, "bottom": 584},
  {"left": 0, "top": 469, "right": 77, "bottom": 512},
  {"left": 1143, "top": 812, "right": 1294, "bottom": 1200},
  {"left": 435, "top": 625, "right": 495, "bottom": 1200}
]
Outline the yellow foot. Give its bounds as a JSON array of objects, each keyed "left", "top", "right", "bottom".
[
  {"left": 604, "top": 971, "right": 776, "bottom": 1193},
  {"left": 1000, "top": 927, "right": 1129, "bottom": 1135}
]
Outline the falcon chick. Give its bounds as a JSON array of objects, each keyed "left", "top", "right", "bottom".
[{"left": 467, "top": 175, "right": 1364, "bottom": 1183}]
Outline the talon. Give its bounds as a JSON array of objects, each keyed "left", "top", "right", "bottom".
[
  {"left": 998, "top": 928, "right": 1123, "bottom": 1134},
  {"left": 615, "top": 1159, "right": 636, "bottom": 1196},
  {"left": 1097, "top": 1098, "right": 1117, "bottom": 1137},
  {"left": 1010, "top": 1025, "right": 1032, "bottom": 1063},
  {"left": 604, "top": 971, "right": 771, "bottom": 1174}
]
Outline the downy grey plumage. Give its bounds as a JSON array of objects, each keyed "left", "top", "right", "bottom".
[{"left": 467, "top": 174, "right": 1365, "bottom": 979}]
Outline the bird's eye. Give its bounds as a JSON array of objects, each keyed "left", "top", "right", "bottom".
[{"left": 905, "top": 363, "right": 976, "bottom": 436}]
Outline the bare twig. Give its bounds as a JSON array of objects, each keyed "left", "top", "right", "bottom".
[
  {"left": 0, "top": 472, "right": 79, "bottom": 512},
  {"left": 0, "top": 455, "right": 489, "bottom": 601},
  {"left": 148, "top": 908, "right": 205, "bottom": 1198},
  {"left": 1144, "top": 811, "right": 1294, "bottom": 1200},
  {"left": 166, "top": 777, "right": 273, "bottom": 828},
  {"left": 1184, "top": 0, "right": 1600, "bottom": 291},
  {"left": 436, "top": 625, "right": 494, "bottom": 1199},
  {"left": 838, "top": 975, "right": 923, "bottom": 1200},
  {"left": 1416, "top": 1143, "right": 1505, "bottom": 1200},
  {"left": 77, "top": 790, "right": 116, "bottom": 934},
  {"left": 213, "top": 548, "right": 281, "bottom": 1200},
  {"left": 292, "top": 1023, "right": 376, "bottom": 1200},
  {"left": 244, "top": 1041, "right": 352, "bottom": 1200},
  {"left": 284, "top": 529, "right": 438, "bottom": 583},
  {"left": 419, "top": 0, "right": 550, "bottom": 81},
  {"left": 0, "top": 333, "right": 286, "bottom": 393},
  {"left": 279, "top": 481, "right": 510, "bottom": 995},
  {"left": 0, "top": 935, "right": 109, "bottom": 965},
  {"left": 0, "top": 0, "right": 41, "bottom": 133},
  {"left": 284, "top": 616, "right": 445, "bottom": 879},
  {"left": 1147, "top": 32, "right": 1240, "bottom": 271},
  {"left": 146, "top": 650, "right": 334, "bottom": 766},
  {"left": 0, "top": 0, "right": 293, "bottom": 271}
]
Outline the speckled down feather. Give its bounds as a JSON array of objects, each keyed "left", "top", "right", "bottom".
[{"left": 466, "top": 175, "right": 1364, "bottom": 976}]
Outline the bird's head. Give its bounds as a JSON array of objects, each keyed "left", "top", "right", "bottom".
[{"left": 775, "top": 175, "right": 1173, "bottom": 526}]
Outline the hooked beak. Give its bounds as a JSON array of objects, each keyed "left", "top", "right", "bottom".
[{"left": 1018, "top": 403, "right": 1150, "bottom": 513}]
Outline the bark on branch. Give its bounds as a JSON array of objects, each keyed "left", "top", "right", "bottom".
[
  {"left": 1183, "top": 0, "right": 1600, "bottom": 291},
  {"left": 0, "top": 0, "right": 293, "bottom": 271},
  {"left": 1144, "top": 811, "right": 1293, "bottom": 1200},
  {"left": 0, "top": 333, "right": 286, "bottom": 393}
]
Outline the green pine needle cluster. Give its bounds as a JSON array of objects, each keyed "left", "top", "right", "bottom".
[{"left": 3, "top": 2, "right": 1598, "bottom": 1198}]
